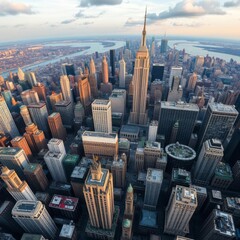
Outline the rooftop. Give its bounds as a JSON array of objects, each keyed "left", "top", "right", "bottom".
[
  {"left": 92, "top": 99, "right": 110, "bottom": 105},
  {"left": 161, "top": 101, "right": 199, "bottom": 111},
  {"left": 12, "top": 200, "right": 42, "bottom": 217},
  {"left": 139, "top": 209, "right": 158, "bottom": 228},
  {"left": 146, "top": 168, "right": 163, "bottom": 182},
  {"left": 175, "top": 185, "right": 197, "bottom": 205},
  {"left": 209, "top": 103, "right": 238, "bottom": 115},
  {"left": 82, "top": 131, "right": 117, "bottom": 139},
  {"left": 191, "top": 185, "right": 207, "bottom": 195},
  {"left": 214, "top": 210, "right": 235, "bottom": 237},
  {"left": 0, "top": 147, "right": 22, "bottom": 156},
  {"left": 71, "top": 166, "right": 88, "bottom": 179},
  {"left": 212, "top": 190, "right": 222, "bottom": 200},
  {"left": 165, "top": 142, "right": 196, "bottom": 161},
  {"left": 215, "top": 162, "right": 233, "bottom": 180},
  {"left": 28, "top": 102, "right": 46, "bottom": 108},
  {"left": 24, "top": 163, "right": 39, "bottom": 173},
  {"left": 172, "top": 168, "right": 191, "bottom": 184},
  {"left": 226, "top": 197, "right": 240, "bottom": 211},
  {"left": 59, "top": 223, "right": 75, "bottom": 238},
  {"left": 120, "top": 125, "right": 140, "bottom": 134},
  {"left": 21, "top": 233, "right": 45, "bottom": 240},
  {"left": 49, "top": 194, "right": 78, "bottom": 211},
  {"left": 55, "top": 100, "right": 71, "bottom": 106},
  {"left": 110, "top": 89, "right": 126, "bottom": 98},
  {"left": 86, "top": 168, "right": 108, "bottom": 187},
  {"left": 145, "top": 141, "right": 161, "bottom": 150}
]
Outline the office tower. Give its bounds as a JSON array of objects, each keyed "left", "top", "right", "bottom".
[
  {"left": 0, "top": 133, "right": 11, "bottom": 147},
  {"left": 150, "top": 79, "right": 162, "bottom": 104},
  {"left": 55, "top": 100, "right": 73, "bottom": 128},
  {"left": 151, "top": 64, "right": 164, "bottom": 82},
  {"left": 194, "top": 139, "right": 223, "bottom": 186},
  {"left": 224, "top": 128, "right": 240, "bottom": 166},
  {"left": 164, "top": 185, "right": 197, "bottom": 236},
  {"left": 49, "top": 92, "right": 63, "bottom": 111},
  {"left": 0, "top": 200, "right": 23, "bottom": 235},
  {"left": 119, "top": 58, "right": 126, "bottom": 88},
  {"left": 6, "top": 80, "right": 15, "bottom": 91},
  {"left": 191, "top": 185, "right": 207, "bottom": 211},
  {"left": 74, "top": 101, "right": 85, "bottom": 125},
  {"left": 160, "top": 37, "right": 168, "bottom": 53},
  {"left": 21, "top": 90, "right": 40, "bottom": 105},
  {"left": 92, "top": 99, "right": 112, "bottom": 133},
  {"left": 89, "top": 58, "right": 98, "bottom": 98},
  {"left": 158, "top": 102, "right": 199, "bottom": 145},
  {"left": 21, "top": 234, "right": 47, "bottom": 240},
  {"left": 230, "top": 161, "right": 240, "bottom": 191},
  {"left": 0, "top": 96, "right": 20, "bottom": 138},
  {"left": 59, "top": 222, "right": 78, "bottom": 240},
  {"left": 167, "top": 76, "right": 183, "bottom": 102},
  {"left": 130, "top": 10, "right": 149, "bottom": 125},
  {"left": 62, "top": 63, "right": 75, "bottom": 76},
  {"left": 194, "top": 55, "right": 204, "bottom": 72},
  {"left": 49, "top": 194, "right": 80, "bottom": 220},
  {"left": 0, "top": 166, "right": 36, "bottom": 201},
  {"left": 28, "top": 102, "right": 49, "bottom": 137},
  {"left": 44, "top": 138, "right": 67, "bottom": 182},
  {"left": 11, "top": 136, "right": 33, "bottom": 161},
  {"left": 24, "top": 163, "right": 49, "bottom": 191},
  {"left": 18, "top": 67, "right": 25, "bottom": 81},
  {"left": 198, "top": 103, "right": 238, "bottom": 148},
  {"left": 102, "top": 55, "right": 109, "bottom": 83},
  {"left": 25, "top": 72, "right": 37, "bottom": 87},
  {"left": 0, "top": 147, "right": 29, "bottom": 179},
  {"left": 199, "top": 209, "right": 235, "bottom": 240},
  {"left": 109, "top": 89, "right": 126, "bottom": 116},
  {"left": 20, "top": 105, "right": 32, "bottom": 126},
  {"left": 48, "top": 112, "right": 67, "bottom": 141},
  {"left": 82, "top": 131, "right": 118, "bottom": 158},
  {"left": 169, "top": 121, "right": 179, "bottom": 143},
  {"left": 144, "top": 141, "right": 162, "bottom": 169},
  {"left": 144, "top": 168, "right": 163, "bottom": 210},
  {"left": 12, "top": 200, "right": 57, "bottom": 239},
  {"left": 78, "top": 76, "right": 92, "bottom": 108},
  {"left": 70, "top": 166, "right": 89, "bottom": 201},
  {"left": 187, "top": 73, "right": 197, "bottom": 91},
  {"left": 60, "top": 75, "right": 73, "bottom": 102},
  {"left": 211, "top": 162, "right": 233, "bottom": 189},
  {"left": 49, "top": 181, "right": 72, "bottom": 196},
  {"left": 84, "top": 158, "right": 119, "bottom": 239},
  {"left": 110, "top": 49, "right": 116, "bottom": 77},
  {"left": 148, "top": 120, "right": 158, "bottom": 142},
  {"left": 169, "top": 66, "right": 182, "bottom": 88},
  {"left": 171, "top": 168, "right": 191, "bottom": 189},
  {"left": 24, "top": 123, "right": 47, "bottom": 153},
  {"left": 111, "top": 156, "right": 126, "bottom": 188},
  {"left": 33, "top": 83, "right": 47, "bottom": 102},
  {"left": 2, "top": 90, "right": 13, "bottom": 110}
]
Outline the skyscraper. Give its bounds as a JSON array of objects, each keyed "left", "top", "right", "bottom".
[
  {"left": 119, "top": 58, "right": 126, "bottom": 88},
  {"left": 44, "top": 138, "right": 67, "bottom": 182},
  {"left": 78, "top": 76, "right": 92, "bottom": 108},
  {"left": 109, "top": 89, "right": 126, "bottom": 116},
  {"left": 60, "top": 75, "right": 73, "bottom": 102},
  {"left": 55, "top": 100, "right": 74, "bottom": 127},
  {"left": 0, "top": 96, "right": 20, "bottom": 138},
  {"left": 33, "top": 83, "right": 47, "bottom": 102},
  {"left": 11, "top": 136, "right": 33, "bottom": 161},
  {"left": 84, "top": 158, "right": 118, "bottom": 239},
  {"left": 130, "top": 9, "right": 149, "bottom": 125},
  {"left": 48, "top": 112, "right": 67, "bottom": 141},
  {"left": 151, "top": 64, "right": 164, "bottom": 82},
  {"left": 197, "top": 103, "right": 238, "bottom": 148},
  {"left": 164, "top": 185, "right": 197, "bottom": 236},
  {"left": 187, "top": 72, "right": 197, "bottom": 91},
  {"left": 110, "top": 49, "right": 116, "bottom": 77},
  {"left": 0, "top": 166, "right": 36, "bottom": 201},
  {"left": 12, "top": 200, "right": 57, "bottom": 239},
  {"left": 92, "top": 99, "right": 112, "bottom": 133},
  {"left": 111, "top": 155, "right": 126, "bottom": 188},
  {"left": 89, "top": 58, "right": 98, "bottom": 98},
  {"left": 169, "top": 66, "right": 183, "bottom": 88},
  {"left": 49, "top": 92, "right": 63, "bottom": 111},
  {"left": 25, "top": 72, "right": 37, "bottom": 87},
  {"left": 20, "top": 105, "right": 32, "bottom": 126},
  {"left": 21, "top": 90, "right": 40, "bottom": 105},
  {"left": 167, "top": 77, "right": 183, "bottom": 102},
  {"left": 102, "top": 56, "right": 109, "bottom": 84},
  {"left": 144, "top": 168, "right": 163, "bottom": 209},
  {"left": 194, "top": 139, "right": 224, "bottom": 186},
  {"left": 62, "top": 63, "right": 75, "bottom": 76},
  {"left": 28, "top": 102, "right": 49, "bottom": 137},
  {"left": 160, "top": 36, "right": 168, "bottom": 53},
  {"left": 0, "top": 147, "right": 29, "bottom": 179}
]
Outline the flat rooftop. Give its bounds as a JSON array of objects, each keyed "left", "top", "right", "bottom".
[
  {"left": 214, "top": 210, "right": 235, "bottom": 237},
  {"left": 209, "top": 103, "right": 238, "bottom": 115},
  {"left": 120, "top": 125, "right": 140, "bottom": 134},
  {"left": 55, "top": 100, "right": 71, "bottom": 106},
  {"left": 12, "top": 200, "right": 42, "bottom": 217},
  {"left": 92, "top": 99, "right": 110, "bottom": 105},
  {"left": 161, "top": 101, "right": 199, "bottom": 111},
  {"left": 146, "top": 168, "right": 163, "bottom": 182},
  {"left": 165, "top": 142, "right": 196, "bottom": 161},
  {"left": 28, "top": 102, "right": 46, "bottom": 108},
  {"left": 59, "top": 223, "right": 75, "bottom": 238},
  {"left": 145, "top": 141, "right": 161, "bottom": 150},
  {"left": 215, "top": 163, "right": 233, "bottom": 180},
  {"left": 71, "top": 166, "right": 88, "bottom": 179},
  {"left": 191, "top": 185, "right": 207, "bottom": 195},
  {"left": 49, "top": 194, "right": 78, "bottom": 211},
  {"left": 82, "top": 131, "right": 117, "bottom": 139},
  {"left": 110, "top": 89, "right": 126, "bottom": 98},
  {"left": 0, "top": 147, "right": 22, "bottom": 156},
  {"left": 175, "top": 185, "right": 197, "bottom": 205},
  {"left": 172, "top": 168, "right": 191, "bottom": 184},
  {"left": 226, "top": 197, "right": 240, "bottom": 211}
]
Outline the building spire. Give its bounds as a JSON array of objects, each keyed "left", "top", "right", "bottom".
[{"left": 141, "top": 7, "right": 147, "bottom": 47}]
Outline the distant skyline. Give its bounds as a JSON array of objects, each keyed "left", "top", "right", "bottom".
[{"left": 0, "top": 0, "right": 240, "bottom": 42}]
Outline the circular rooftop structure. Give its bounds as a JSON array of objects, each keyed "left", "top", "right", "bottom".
[{"left": 165, "top": 142, "right": 196, "bottom": 161}]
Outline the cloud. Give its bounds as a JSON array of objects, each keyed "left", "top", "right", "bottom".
[
  {"left": 75, "top": 10, "right": 105, "bottom": 18},
  {"left": 14, "top": 24, "right": 25, "bottom": 28},
  {"left": 82, "top": 21, "right": 94, "bottom": 25},
  {"left": 0, "top": 0, "right": 35, "bottom": 16},
  {"left": 124, "top": 18, "right": 144, "bottom": 27},
  {"left": 148, "top": 0, "right": 226, "bottom": 21},
  {"left": 224, "top": 0, "right": 240, "bottom": 7},
  {"left": 61, "top": 19, "right": 77, "bottom": 24},
  {"left": 79, "top": 0, "right": 122, "bottom": 7},
  {"left": 172, "top": 22, "right": 204, "bottom": 27}
]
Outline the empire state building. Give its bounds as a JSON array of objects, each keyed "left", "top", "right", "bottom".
[{"left": 130, "top": 9, "right": 149, "bottom": 125}]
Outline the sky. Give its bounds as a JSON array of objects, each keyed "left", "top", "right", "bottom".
[{"left": 0, "top": 0, "right": 240, "bottom": 42}]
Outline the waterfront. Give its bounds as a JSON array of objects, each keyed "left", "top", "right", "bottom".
[{"left": 168, "top": 40, "right": 240, "bottom": 63}]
